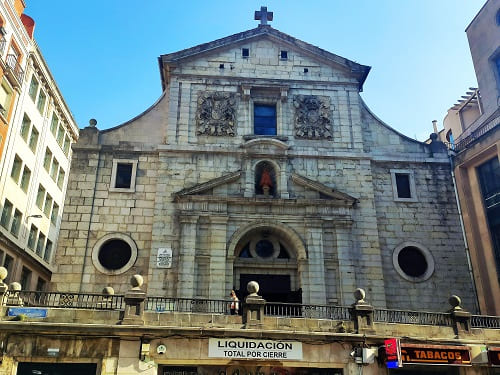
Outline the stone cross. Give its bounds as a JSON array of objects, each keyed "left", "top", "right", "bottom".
[{"left": 254, "top": 6, "right": 273, "bottom": 25}]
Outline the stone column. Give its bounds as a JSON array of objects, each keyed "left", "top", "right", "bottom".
[
  {"left": 244, "top": 157, "right": 253, "bottom": 197},
  {"left": 278, "top": 158, "right": 289, "bottom": 198},
  {"left": 209, "top": 216, "right": 228, "bottom": 299},
  {"left": 335, "top": 222, "right": 356, "bottom": 305},
  {"left": 176, "top": 215, "right": 198, "bottom": 298},
  {"left": 304, "top": 220, "right": 327, "bottom": 304}
]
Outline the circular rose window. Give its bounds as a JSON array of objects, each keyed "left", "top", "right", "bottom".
[{"left": 92, "top": 233, "right": 138, "bottom": 275}]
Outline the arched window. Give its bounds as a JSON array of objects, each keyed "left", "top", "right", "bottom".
[
  {"left": 446, "top": 129, "right": 454, "bottom": 147},
  {"left": 255, "top": 161, "right": 277, "bottom": 196}
]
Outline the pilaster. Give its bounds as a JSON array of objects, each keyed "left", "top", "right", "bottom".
[
  {"left": 208, "top": 216, "right": 229, "bottom": 299},
  {"left": 176, "top": 215, "right": 199, "bottom": 298},
  {"left": 304, "top": 219, "right": 327, "bottom": 304}
]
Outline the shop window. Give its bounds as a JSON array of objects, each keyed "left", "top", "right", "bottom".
[
  {"left": 390, "top": 169, "right": 417, "bottom": 202},
  {"left": 10, "top": 209, "right": 22, "bottom": 237},
  {"left": 0, "top": 78, "right": 12, "bottom": 117},
  {"left": 28, "top": 126, "right": 39, "bottom": 152},
  {"left": 20, "top": 113, "right": 30, "bottom": 141},
  {"left": 110, "top": 159, "right": 138, "bottom": 192},
  {"left": 44, "top": 240, "right": 53, "bottom": 262},
  {"left": 20, "top": 165, "right": 31, "bottom": 192},
  {"left": 36, "top": 185, "right": 45, "bottom": 208},
  {"left": 10, "top": 154, "right": 22, "bottom": 182},
  {"left": 28, "top": 75, "right": 39, "bottom": 101},
  {"left": 393, "top": 242, "right": 434, "bottom": 282},
  {"left": 91, "top": 233, "right": 138, "bottom": 275},
  {"left": 27, "top": 224, "right": 38, "bottom": 250},
  {"left": 0, "top": 199, "right": 13, "bottom": 228},
  {"left": 36, "top": 232, "right": 45, "bottom": 256},
  {"left": 254, "top": 104, "right": 277, "bottom": 135},
  {"left": 20, "top": 266, "right": 31, "bottom": 289}
]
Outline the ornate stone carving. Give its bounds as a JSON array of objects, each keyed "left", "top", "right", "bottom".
[
  {"left": 196, "top": 92, "right": 237, "bottom": 136},
  {"left": 293, "top": 95, "right": 333, "bottom": 139}
]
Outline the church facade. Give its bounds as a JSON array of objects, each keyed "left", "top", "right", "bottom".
[{"left": 52, "top": 18, "right": 476, "bottom": 312}]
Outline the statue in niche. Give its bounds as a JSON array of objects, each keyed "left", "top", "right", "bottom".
[
  {"left": 196, "top": 92, "right": 237, "bottom": 136},
  {"left": 255, "top": 162, "right": 276, "bottom": 197},
  {"left": 293, "top": 95, "right": 333, "bottom": 139},
  {"left": 259, "top": 168, "right": 273, "bottom": 196}
]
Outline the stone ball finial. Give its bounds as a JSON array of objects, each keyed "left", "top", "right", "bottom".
[
  {"left": 89, "top": 118, "right": 97, "bottom": 127},
  {"left": 449, "top": 295, "right": 462, "bottom": 310},
  {"left": 130, "top": 274, "right": 143, "bottom": 288},
  {"left": 0, "top": 266, "right": 7, "bottom": 282},
  {"left": 429, "top": 133, "right": 438, "bottom": 141},
  {"left": 103, "top": 286, "right": 115, "bottom": 296},
  {"left": 247, "top": 281, "right": 259, "bottom": 295},
  {"left": 354, "top": 288, "right": 366, "bottom": 304},
  {"left": 9, "top": 282, "right": 21, "bottom": 291}
]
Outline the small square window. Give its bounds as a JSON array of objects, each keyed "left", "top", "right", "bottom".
[
  {"left": 254, "top": 104, "right": 277, "bottom": 135},
  {"left": 390, "top": 169, "right": 417, "bottom": 202},
  {"left": 242, "top": 48, "right": 249, "bottom": 58},
  {"left": 280, "top": 50, "right": 288, "bottom": 60},
  {"left": 110, "top": 159, "right": 138, "bottom": 192}
]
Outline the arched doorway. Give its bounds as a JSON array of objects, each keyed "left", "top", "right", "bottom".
[{"left": 230, "top": 222, "right": 305, "bottom": 303}]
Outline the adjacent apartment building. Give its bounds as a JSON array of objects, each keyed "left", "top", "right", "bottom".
[
  {"left": 433, "top": 0, "right": 500, "bottom": 315},
  {"left": 0, "top": 0, "right": 78, "bottom": 290}
]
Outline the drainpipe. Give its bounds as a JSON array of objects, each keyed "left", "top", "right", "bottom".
[{"left": 448, "top": 151, "right": 480, "bottom": 313}]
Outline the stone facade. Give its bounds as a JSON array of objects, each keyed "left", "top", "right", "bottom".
[{"left": 52, "top": 24, "right": 476, "bottom": 311}]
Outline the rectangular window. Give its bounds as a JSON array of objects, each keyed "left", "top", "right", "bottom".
[
  {"left": 20, "top": 166, "right": 31, "bottom": 192},
  {"left": 390, "top": 169, "right": 417, "bottom": 202},
  {"left": 254, "top": 104, "right": 277, "bottom": 135},
  {"left": 20, "top": 114, "right": 30, "bottom": 141},
  {"left": 27, "top": 224, "right": 37, "bottom": 250},
  {"left": 36, "top": 277, "right": 46, "bottom": 291},
  {"left": 280, "top": 50, "right": 288, "bottom": 60},
  {"left": 36, "top": 185, "right": 46, "bottom": 208},
  {"left": 3, "top": 254, "right": 13, "bottom": 283},
  {"left": 0, "top": 78, "right": 13, "bottom": 117},
  {"left": 56, "top": 124, "right": 64, "bottom": 146},
  {"left": 36, "top": 90, "right": 46, "bottom": 113},
  {"left": 63, "top": 134, "right": 71, "bottom": 155},
  {"left": 28, "top": 76, "right": 39, "bottom": 101},
  {"left": 28, "top": 126, "right": 39, "bottom": 152},
  {"left": 43, "top": 194, "right": 53, "bottom": 217},
  {"left": 10, "top": 154, "right": 22, "bottom": 182},
  {"left": 50, "top": 113, "right": 58, "bottom": 135},
  {"left": 10, "top": 209, "right": 22, "bottom": 237},
  {"left": 43, "top": 148, "right": 52, "bottom": 171},
  {"left": 44, "top": 240, "right": 53, "bottom": 262},
  {"left": 50, "top": 159, "right": 59, "bottom": 181},
  {"left": 36, "top": 232, "right": 45, "bottom": 256},
  {"left": 57, "top": 168, "right": 65, "bottom": 190},
  {"left": 0, "top": 199, "right": 13, "bottom": 228},
  {"left": 51, "top": 202, "right": 59, "bottom": 225},
  {"left": 20, "top": 266, "right": 31, "bottom": 290},
  {"left": 110, "top": 159, "right": 138, "bottom": 192},
  {"left": 242, "top": 48, "right": 249, "bottom": 58}
]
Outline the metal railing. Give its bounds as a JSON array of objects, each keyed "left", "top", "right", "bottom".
[
  {"left": 145, "top": 296, "right": 229, "bottom": 314},
  {"left": 5, "top": 290, "right": 124, "bottom": 310},
  {"left": 454, "top": 113, "right": 500, "bottom": 152},
  {"left": 265, "top": 302, "right": 352, "bottom": 320},
  {"left": 2, "top": 290, "right": 499, "bottom": 329},
  {"left": 373, "top": 308, "right": 453, "bottom": 326},
  {"left": 5, "top": 54, "right": 24, "bottom": 83}
]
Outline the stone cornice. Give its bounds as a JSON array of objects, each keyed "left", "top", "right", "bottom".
[{"left": 175, "top": 171, "right": 241, "bottom": 197}]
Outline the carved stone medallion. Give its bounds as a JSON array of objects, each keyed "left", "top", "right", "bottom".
[
  {"left": 293, "top": 95, "right": 333, "bottom": 139},
  {"left": 196, "top": 92, "right": 237, "bottom": 136}
]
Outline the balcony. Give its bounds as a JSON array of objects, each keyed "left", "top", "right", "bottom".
[{"left": 4, "top": 54, "right": 24, "bottom": 88}]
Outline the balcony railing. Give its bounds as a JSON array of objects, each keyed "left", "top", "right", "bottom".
[
  {"left": 2, "top": 290, "right": 500, "bottom": 330},
  {"left": 5, "top": 54, "right": 24, "bottom": 84},
  {"left": 454, "top": 112, "right": 500, "bottom": 152}
]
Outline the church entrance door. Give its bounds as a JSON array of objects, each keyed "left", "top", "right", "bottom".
[{"left": 238, "top": 273, "right": 302, "bottom": 303}]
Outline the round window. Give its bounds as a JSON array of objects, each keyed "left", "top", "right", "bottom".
[
  {"left": 98, "top": 239, "right": 132, "bottom": 270},
  {"left": 255, "top": 240, "right": 274, "bottom": 258},
  {"left": 392, "top": 242, "right": 434, "bottom": 282},
  {"left": 397, "top": 246, "right": 427, "bottom": 277},
  {"left": 92, "top": 233, "right": 138, "bottom": 275}
]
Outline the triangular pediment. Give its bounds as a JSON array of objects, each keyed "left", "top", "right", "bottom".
[
  {"left": 160, "top": 26, "right": 370, "bottom": 90},
  {"left": 291, "top": 173, "right": 359, "bottom": 205},
  {"left": 175, "top": 171, "right": 241, "bottom": 198}
]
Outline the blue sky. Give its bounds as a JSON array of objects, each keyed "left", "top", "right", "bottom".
[{"left": 25, "top": 1, "right": 484, "bottom": 141}]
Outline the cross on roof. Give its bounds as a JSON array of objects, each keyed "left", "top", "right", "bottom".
[{"left": 254, "top": 6, "right": 273, "bottom": 26}]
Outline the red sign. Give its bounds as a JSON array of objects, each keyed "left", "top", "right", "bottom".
[
  {"left": 401, "top": 344, "right": 471, "bottom": 366},
  {"left": 384, "top": 338, "right": 402, "bottom": 368},
  {"left": 489, "top": 347, "right": 500, "bottom": 366}
]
